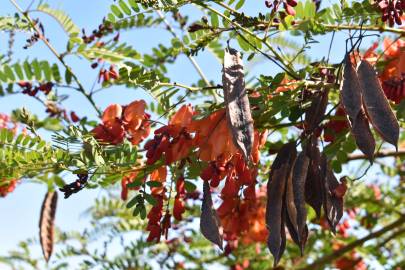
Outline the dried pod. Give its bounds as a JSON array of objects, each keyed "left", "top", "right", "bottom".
[
  {"left": 222, "top": 47, "right": 254, "bottom": 162},
  {"left": 266, "top": 142, "right": 297, "bottom": 266},
  {"left": 357, "top": 60, "right": 399, "bottom": 148},
  {"left": 39, "top": 191, "right": 58, "bottom": 262},
  {"left": 305, "top": 90, "right": 329, "bottom": 132},
  {"left": 350, "top": 109, "right": 376, "bottom": 161},
  {"left": 304, "top": 138, "right": 323, "bottom": 218},
  {"left": 340, "top": 56, "right": 362, "bottom": 123},
  {"left": 291, "top": 151, "right": 310, "bottom": 254},
  {"left": 200, "top": 181, "right": 223, "bottom": 249},
  {"left": 320, "top": 154, "right": 344, "bottom": 232}
]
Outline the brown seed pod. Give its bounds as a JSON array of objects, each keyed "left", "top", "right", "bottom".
[
  {"left": 340, "top": 56, "right": 362, "bottom": 124},
  {"left": 200, "top": 181, "right": 223, "bottom": 249},
  {"left": 357, "top": 60, "right": 399, "bottom": 148},
  {"left": 222, "top": 47, "right": 254, "bottom": 162},
  {"left": 350, "top": 109, "right": 376, "bottom": 161},
  {"left": 39, "top": 191, "right": 58, "bottom": 262},
  {"left": 266, "top": 142, "right": 297, "bottom": 266}
]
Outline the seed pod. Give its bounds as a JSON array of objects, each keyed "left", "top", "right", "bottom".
[
  {"left": 305, "top": 90, "right": 328, "bottom": 132},
  {"left": 357, "top": 60, "right": 399, "bottom": 148},
  {"left": 304, "top": 138, "right": 323, "bottom": 218},
  {"left": 222, "top": 47, "right": 254, "bottom": 162},
  {"left": 292, "top": 151, "right": 310, "bottom": 254},
  {"left": 350, "top": 109, "right": 375, "bottom": 161},
  {"left": 200, "top": 181, "right": 223, "bottom": 249},
  {"left": 39, "top": 191, "right": 58, "bottom": 262},
  {"left": 318, "top": 153, "right": 345, "bottom": 233},
  {"left": 340, "top": 56, "right": 362, "bottom": 124},
  {"left": 266, "top": 142, "right": 296, "bottom": 266}
]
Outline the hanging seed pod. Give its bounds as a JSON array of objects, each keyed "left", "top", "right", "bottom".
[
  {"left": 357, "top": 60, "right": 399, "bottom": 149},
  {"left": 350, "top": 109, "right": 376, "bottom": 161},
  {"left": 200, "top": 181, "right": 223, "bottom": 249},
  {"left": 266, "top": 142, "right": 297, "bottom": 266},
  {"left": 340, "top": 56, "right": 362, "bottom": 124},
  {"left": 291, "top": 151, "right": 310, "bottom": 254},
  {"left": 39, "top": 191, "right": 58, "bottom": 262},
  {"left": 222, "top": 47, "right": 254, "bottom": 162},
  {"left": 304, "top": 137, "right": 323, "bottom": 218}
]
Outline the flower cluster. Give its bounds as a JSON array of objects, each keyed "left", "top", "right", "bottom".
[
  {"left": 98, "top": 65, "right": 119, "bottom": 84},
  {"left": 145, "top": 105, "right": 194, "bottom": 165},
  {"left": 18, "top": 81, "right": 53, "bottom": 96},
  {"left": 375, "top": 0, "right": 405, "bottom": 26},
  {"left": 265, "top": 0, "right": 298, "bottom": 16},
  {"left": 92, "top": 100, "right": 151, "bottom": 145},
  {"left": 0, "top": 179, "right": 18, "bottom": 197}
]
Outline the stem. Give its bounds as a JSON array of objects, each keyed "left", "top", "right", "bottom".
[
  {"left": 348, "top": 149, "right": 405, "bottom": 161},
  {"left": 203, "top": 4, "right": 300, "bottom": 79},
  {"left": 214, "top": 3, "right": 405, "bottom": 36},
  {"left": 9, "top": 0, "right": 102, "bottom": 117},
  {"left": 299, "top": 214, "right": 405, "bottom": 270},
  {"left": 155, "top": 10, "right": 212, "bottom": 87}
]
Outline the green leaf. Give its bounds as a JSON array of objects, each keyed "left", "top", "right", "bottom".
[
  {"left": 23, "top": 61, "right": 33, "bottom": 80},
  {"left": 13, "top": 63, "right": 24, "bottom": 80},
  {"left": 184, "top": 181, "right": 197, "bottom": 192},
  {"left": 37, "top": 4, "right": 80, "bottom": 35},
  {"left": 119, "top": 0, "right": 132, "bottom": 16},
  {"left": 144, "top": 193, "right": 157, "bottom": 206},
  {"left": 3, "top": 65, "right": 15, "bottom": 81},
  {"left": 32, "top": 59, "right": 42, "bottom": 80},
  {"left": 146, "top": 181, "right": 162, "bottom": 188},
  {"left": 111, "top": 4, "right": 124, "bottom": 19},
  {"left": 128, "top": 0, "right": 140, "bottom": 12},
  {"left": 210, "top": 12, "right": 219, "bottom": 28},
  {"left": 235, "top": 0, "right": 245, "bottom": 10}
]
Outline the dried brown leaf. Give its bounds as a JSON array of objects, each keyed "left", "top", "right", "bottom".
[
  {"left": 357, "top": 60, "right": 399, "bottom": 148},
  {"left": 351, "top": 109, "right": 375, "bottom": 161},
  {"left": 266, "top": 142, "right": 296, "bottom": 266},
  {"left": 222, "top": 47, "right": 254, "bottom": 162},
  {"left": 39, "top": 191, "right": 58, "bottom": 262},
  {"left": 340, "top": 56, "right": 362, "bottom": 123},
  {"left": 200, "top": 181, "right": 223, "bottom": 249}
]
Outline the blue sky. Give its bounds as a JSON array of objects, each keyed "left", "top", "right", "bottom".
[{"left": 0, "top": 0, "right": 379, "bottom": 265}]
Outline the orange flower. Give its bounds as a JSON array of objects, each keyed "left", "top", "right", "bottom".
[
  {"left": 0, "top": 179, "right": 18, "bottom": 197},
  {"left": 93, "top": 100, "right": 150, "bottom": 145},
  {"left": 124, "top": 100, "right": 146, "bottom": 133},
  {"left": 102, "top": 104, "right": 122, "bottom": 125},
  {"left": 189, "top": 109, "right": 238, "bottom": 162}
]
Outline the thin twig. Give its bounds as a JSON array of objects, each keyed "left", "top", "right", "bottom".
[
  {"left": 155, "top": 10, "right": 211, "bottom": 87},
  {"left": 348, "top": 149, "right": 405, "bottom": 161},
  {"left": 9, "top": 0, "right": 101, "bottom": 117},
  {"left": 299, "top": 214, "right": 405, "bottom": 270}
]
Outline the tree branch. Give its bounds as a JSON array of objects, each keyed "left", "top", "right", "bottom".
[
  {"left": 299, "top": 214, "right": 405, "bottom": 270},
  {"left": 9, "top": 0, "right": 102, "bottom": 117},
  {"left": 155, "top": 10, "right": 212, "bottom": 87},
  {"left": 348, "top": 149, "right": 405, "bottom": 161}
]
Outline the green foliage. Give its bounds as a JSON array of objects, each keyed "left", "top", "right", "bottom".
[
  {"left": 0, "top": 59, "right": 64, "bottom": 95},
  {"left": 37, "top": 4, "right": 80, "bottom": 36},
  {"left": 1, "top": 0, "right": 405, "bottom": 269}
]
